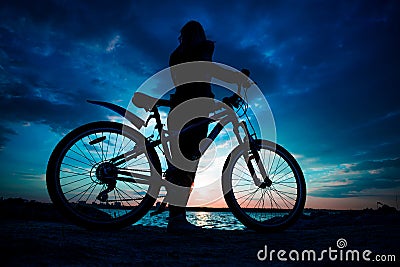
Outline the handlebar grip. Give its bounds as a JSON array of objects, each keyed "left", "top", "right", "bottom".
[{"left": 223, "top": 94, "right": 241, "bottom": 108}]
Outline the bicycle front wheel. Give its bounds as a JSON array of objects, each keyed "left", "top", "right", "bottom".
[
  {"left": 222, "top": 140, "right": 306, "bottom": 232},
  {"left": 46, "top": 121, "right": 161, "bottom": 230}
]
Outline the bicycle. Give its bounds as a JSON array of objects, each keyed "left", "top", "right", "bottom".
[{"left": 46, "top": 72, "right": 306, "bottom": 232}]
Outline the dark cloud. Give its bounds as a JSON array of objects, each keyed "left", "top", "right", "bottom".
[
  {"left": 310, "top": 157, "right": 400, "bottom": 198},
  {"left": 0, "top": 87, "right": 95, "bottom": 133},
  {"left": 273, "top": 3, "right": 400, "bottom": 162},
  {"left": 349, "top": 158, "right": 400, "bottom": 172},
  {"left": 0, "top": 125, "right": 17, "bottom": 150},
  {"left": 0, "top": 0, "right": 133, "bottom": 40},
  {"left": 0, "top": 24, "right": 115, "bottom": 139}
]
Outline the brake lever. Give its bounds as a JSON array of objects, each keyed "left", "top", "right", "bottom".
[{"left": 238, "top": 68, "right": 251, "bottom": 96}]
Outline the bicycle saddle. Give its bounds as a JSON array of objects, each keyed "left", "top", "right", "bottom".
[{"left": 132, "top": 92, "right": 170, "bottom": 111}]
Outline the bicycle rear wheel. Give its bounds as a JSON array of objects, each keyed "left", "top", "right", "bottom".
[
  {"left": 46, "top": 121, "right": 161, "bottom": 230},
  {"left": 222, "top": 139, "right": 306, "bottom": 232}
]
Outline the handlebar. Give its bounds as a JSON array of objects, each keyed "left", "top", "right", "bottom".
[
  {"left": 222, "top": 68, "right": 250, "bottom": 109},
  {"left": 222, "top": 94, "right": 243, "bottom": 109},
  {"left": 133, "top": 68, "right": 251, "bottom": 111}
]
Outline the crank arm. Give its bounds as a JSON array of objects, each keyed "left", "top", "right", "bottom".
[
  {"left": 110, "top": 146, "right": 145, "bottom": 166},
  {"left": 115, "top": 175, "right": 150, "bottom": 185},
  {"left": 110, "top": 140, "right": 161, "bottom": 167},
  {"left": 117, "top": 169, "right": 157, "bottom": 184}
]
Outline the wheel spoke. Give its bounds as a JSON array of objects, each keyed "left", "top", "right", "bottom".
[
  {"left": 227, "top": 140, "right": 305, "bottom": 231},
  {"left": 61, "top": 162, "right": 89, "bottom": 172},
  {"left": 48, "top": 122, "right": 160, "bottom": 228},
  {"left": 65, "top": 155, "right": 93, "bottom": 167},
  {"left": 70, "top": 145, "right": 95, "bottom": 165},
  {"left": 87, "top": 135, "right": 102, "bottom": 161},
  {"left": 61, "top": 176, "right": 89, "bottom": 187},
  {"left": 80, "top": 139, "right": 97, "bottom": 163}
]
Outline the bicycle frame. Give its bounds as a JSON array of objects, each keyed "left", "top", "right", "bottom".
[{"left": 88, "top": 97, "right": 272, "bottom": 191}]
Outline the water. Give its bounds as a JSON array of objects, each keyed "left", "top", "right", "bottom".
[
  {"left": 102, "top": 209, "right": 312, "bottom": 230},
  {"left": 134, "top": 211, "right": 247, "bottom": 230}
]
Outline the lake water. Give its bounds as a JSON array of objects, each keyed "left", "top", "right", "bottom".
[{"left": 134, "top": 211, "right": 247, "bottom": 230}]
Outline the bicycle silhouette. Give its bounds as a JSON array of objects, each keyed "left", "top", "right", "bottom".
[{"left": 46, "top": 68, "right": 306, "bottom": 232}]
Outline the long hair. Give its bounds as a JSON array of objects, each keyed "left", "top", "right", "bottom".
[{"left": 179, "top": 20, "right": 206, "bottom": 49}]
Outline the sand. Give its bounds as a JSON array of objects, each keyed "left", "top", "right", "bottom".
[{"left": 1, "top": 199, "right": 399, "bottom": 266}]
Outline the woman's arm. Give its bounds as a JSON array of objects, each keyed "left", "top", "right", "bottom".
[{"left": 209, "top": 63, "right": 251, "bottom": 88}]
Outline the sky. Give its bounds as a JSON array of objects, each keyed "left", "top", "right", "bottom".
[{"left": 0, "top": 0, "right": 399, "bottom": 209}]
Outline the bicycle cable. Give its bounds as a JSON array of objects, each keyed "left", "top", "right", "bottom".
[{"left": 241, "top": 87, "right": 258, "bottom": 140}]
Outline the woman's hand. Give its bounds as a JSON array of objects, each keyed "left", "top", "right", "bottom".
[{"left": 235, "top": 71, "right": 252, "bottom": 89}]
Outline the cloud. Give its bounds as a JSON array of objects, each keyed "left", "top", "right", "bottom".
[
  {"left": 348, "top": 158, "right": 400, "bottom": 172},
  {"left": 0, "top": 0, "right": 399, "bottom": 203},
  {"left": 0, "top": 19, "right": 145, "bottom": 141},
  {"left": 0, "top": 45, "right": 104, "bottom": 134},
  {"left": 0, "top": 125, "right": 17, "bottom": 150},
  {"left": 309, "top": 158, "right": 400, "bottom": 198}
]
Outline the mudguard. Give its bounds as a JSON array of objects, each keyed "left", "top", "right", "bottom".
[{"left": 87, "top": 100, "right": 145, "bottom": 130}]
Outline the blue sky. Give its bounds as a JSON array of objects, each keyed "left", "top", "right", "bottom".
[{"left": 0, "top": 0, "right": 399, "bottom": 209}]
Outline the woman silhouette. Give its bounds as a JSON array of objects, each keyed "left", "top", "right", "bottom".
[
  {"left": 165, "top": 21, "right": 251, "bottom": 233},
  {"left": 166, "top": 20, "right": 215, "bottom": 233}
]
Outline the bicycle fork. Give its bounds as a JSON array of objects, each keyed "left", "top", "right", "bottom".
[{"left": 238, "top": 122, "right": 272, "bottom": 189}]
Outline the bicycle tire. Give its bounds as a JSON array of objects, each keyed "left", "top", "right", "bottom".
[
  {"left": 222, "top": 139, "right": 306, "bottom": 232},
  {"left": 46, "top": 121, "right": 161, "bottom": 230}
]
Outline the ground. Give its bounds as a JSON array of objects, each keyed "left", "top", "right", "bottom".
[{"left": 0, "top": 199, "right": 399, "bottom": 266}]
